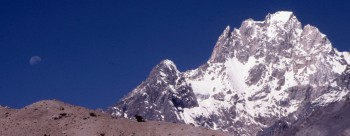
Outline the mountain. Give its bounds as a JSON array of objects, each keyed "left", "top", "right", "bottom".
[
  {"left": 0, "top": 100, "right": 229, "bottom": 136},
  {"left": 111, "top": 11, "right": 350, "bottom": 135}
]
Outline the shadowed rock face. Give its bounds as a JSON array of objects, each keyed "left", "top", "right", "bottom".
[
  {"left": 111, "top": 11, "right": 350, "bottom": 135},
  {"left": 113, "top": 60, "right": 198, "bottom": 123},
  {"left": 258, "top": 97, "right": 350, "bottom": 136},
  {"left": 0, "top": 100, "right": 229, "bottom": 136}
]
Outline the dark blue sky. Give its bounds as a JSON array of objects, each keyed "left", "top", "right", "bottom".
[{"left": 1, "top": 0, "right": 349, "bottom": 109}]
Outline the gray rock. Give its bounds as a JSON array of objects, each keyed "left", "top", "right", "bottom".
[{"left": 111, "top": 11, "right": 350, "bottom": 136}]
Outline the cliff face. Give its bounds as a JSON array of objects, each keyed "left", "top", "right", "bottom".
[{"left": 112, "top": 11, "right": 350, "bottom": 135}]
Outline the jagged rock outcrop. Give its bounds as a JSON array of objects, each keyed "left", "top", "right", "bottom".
[{"left": 113, "top": 60, "right": 198, "bottom": 123}]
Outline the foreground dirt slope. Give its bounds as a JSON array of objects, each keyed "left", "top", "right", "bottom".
[{"left": 0, "top": 100, "right": 230, "bottom": 136}]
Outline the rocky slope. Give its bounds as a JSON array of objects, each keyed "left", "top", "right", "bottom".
[
  {"left": 258, "top": 97, "right": 350, "bottom": 136},
  {"left": 0, "top": 100, "right": 229, "bottom": 136},
  {"left": 111, "top": 11, "right": 350, "bottom": 135}
]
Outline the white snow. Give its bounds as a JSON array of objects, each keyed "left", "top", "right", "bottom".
[
  {"left": 225, "top": 57, "right": 256, "bottom": 91},
  {"left": 159, "top": 71, "right": 166, "bottom": 77},
  {"left": 330, "top": 59, "right": 347, "bottom": 74},
  {"left": 269, "top": 11, "right": 293, "bottom": 24},
  {"left": 342, "top": 52, "right": 350, "bottom": 64}
]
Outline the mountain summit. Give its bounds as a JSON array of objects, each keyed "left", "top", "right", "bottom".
[{"left": 111, "top": 11, "right": 350, "bottom": 135}]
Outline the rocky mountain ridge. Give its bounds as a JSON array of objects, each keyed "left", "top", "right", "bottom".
[{"left": 112, "top": 11, "right": 350, "bottom": 135}]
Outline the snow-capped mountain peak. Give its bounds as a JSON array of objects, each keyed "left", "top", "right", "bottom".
[
  {"left": 151, "top": 59, "right": 179, "bottom": 78},
  {"left": 111, "top": 11, "right": 350, "bottom": 135}
]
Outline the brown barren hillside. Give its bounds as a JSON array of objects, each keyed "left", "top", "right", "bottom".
[{"left": 0, "top": 100, "right": 230, "bottom": 136}]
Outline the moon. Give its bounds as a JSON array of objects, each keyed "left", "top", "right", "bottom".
[{"left": 29, "top": 56, "right": 42, "bottom": 65}]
